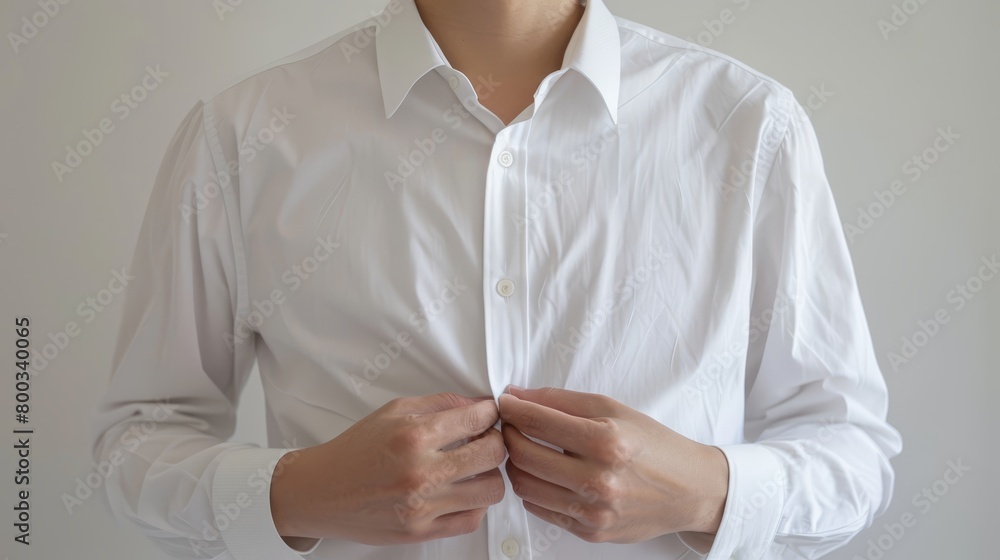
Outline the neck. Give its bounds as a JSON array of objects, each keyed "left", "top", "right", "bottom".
[{"left": 414, "top": 0, "right": 585, "bottom": 77}]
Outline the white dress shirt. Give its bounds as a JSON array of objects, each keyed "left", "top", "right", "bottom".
[{"left": 90, "top": 0, "right": 902, "bottom": 559}]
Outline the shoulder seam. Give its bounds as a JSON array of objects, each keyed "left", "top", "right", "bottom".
[
  {"left": 615, "top": 17, "right": 787, "bottom": 92},
  {"left": 207, "top": 20, "right": 379, "bottom": 104}
]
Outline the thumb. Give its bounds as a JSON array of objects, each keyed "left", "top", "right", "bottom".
[{"left": 506, "top": 385, "right": 618, "bottom": 418}]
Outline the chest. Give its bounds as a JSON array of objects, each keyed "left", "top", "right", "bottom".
[{"left": 237, "top": 100, "right": 758, "bottom": 438}]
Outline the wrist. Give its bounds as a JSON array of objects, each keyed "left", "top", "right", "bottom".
[
  {"left": 690, "top": 444, "right": 729, "bottom": 535},
  {"left": 269, "top": 448, "right": 308, "bottom": 537}
]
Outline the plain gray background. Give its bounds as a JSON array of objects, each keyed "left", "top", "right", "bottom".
[{"left": 1, "top": 1, "right": 996, "bottom": 559}]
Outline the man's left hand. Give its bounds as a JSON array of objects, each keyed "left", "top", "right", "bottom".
[{"left": 498, "top": 386, "right": 729, "bottom": 544}]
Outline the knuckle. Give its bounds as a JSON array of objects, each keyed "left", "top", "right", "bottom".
[
  {"left": 397, "top": 518, "right": 433, "bottom": 544},
  {"left": 395, "top": 467, "right": 430, "bottom": 496},
  {"left": 576, "top": 528, "right": 609, "bottom": 544},
  {"left": 485, "top": 434, "right": 507, "bottom": 466},
  {"left": 480, "top": 475, "right": 506, "bottom": 506},
  {"left": 384, "top": 396, "right": 412, "bottom": 413},
  {"left": 520, "top": 409, "right": 543, "bottom": 433},
  {"left": 582, "top": 472, "right": 619, "bottom": 503},
  {"left": 426, "top": 461, "right": 456, "bottom": 487},
  {"left": 593, "top": 415, "right": 619, "bottom": 433},
  {"left": 579, "top": 505, "right": 615, "bottom": 529},
  {"left": 391, "top": 423, "right": 430, "bottom": 453},
  {"left": 508, "top": 472, "right": 525, "bottom": 497},
  {"left": 463, "top": 407, "right": 485, "bottom": 435},
  {"left": 594, "top": 394, "right": 617, "bottom": 411},
  {"left": 506, "top": 439, "right": 528, "bottom": 466},
  {"left": 439, "top": 392, "right": 468, "bottom": 409},
  {"left": 590, "top": 418, "right": 627, "bottom": 464},
  {"left": 456, "top": 508, "right": 487, "bottom": 534},
  {"left": 392, "top": 528, "right": 419, "bottom": 545},
  {"left": 394, "top": 501, "right": 432, "bottom": 530}
]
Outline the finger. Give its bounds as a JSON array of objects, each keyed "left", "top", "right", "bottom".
[
  {"left": 426, "top": 399, "right": 500, "bottom": 449},
  {"left": 502, "top": 423, "right": 585, "bottom": 493},
  {"left": 425, "top": 507, "right": 488, "bottom": 541},
  {"left": 441, "top": 427, "right": 506, "bottom": 481},
  {"left": 505, "top": 460, "right": 585, "bottom": 520},
  {"left": 411, "top": 392, "right": 490, "bottom": 414},
  {"left": 498, "top": 393, "right": 596, "bottom": 456},
  {"left": 521, "top": 501, "right": 589, "bottom": 539},
  {"left": 506, "top": 385, "right": 619, "bottom": 418},
  {"left": 437, "top": 468, "right": 506, "bottom": 515}
]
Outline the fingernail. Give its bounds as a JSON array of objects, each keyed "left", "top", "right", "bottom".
[{"left": 504, "top": 384, "right": 524, "bottom": 394}]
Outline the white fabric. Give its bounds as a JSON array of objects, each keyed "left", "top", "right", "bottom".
[{"left": 90, "top": 0, "right": 902, "bottom": 558}]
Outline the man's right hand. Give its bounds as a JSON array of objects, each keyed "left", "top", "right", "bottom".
[{"left": 269, "top": 392, "right": 506, "bottom": 545}]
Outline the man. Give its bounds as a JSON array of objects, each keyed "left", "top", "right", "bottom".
[{"left": 91, "top": 0, "right": 902, "bottom": 558}]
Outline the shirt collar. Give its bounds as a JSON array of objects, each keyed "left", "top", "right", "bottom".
[
  {"left": 559, "top": 0, "right": 621, "bottom": 124},
  {"left": 375, "top": 0, "right": 621, "bottom": 124},
  {"left": 375, "top": 0, "right": 450, "bottom": 121}
]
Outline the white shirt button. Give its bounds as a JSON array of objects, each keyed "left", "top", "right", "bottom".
[
  {"left": 447, "top": 74, "right": 459, "bottom": 89},
  {"left": 501, "top": 538, "right": 520, "bottom": 557},
  {"left": 496, "top": 278, "right": 515, "bottom": 297},
  {"left": 498, "top": 150, "right": 514, "bottom": 167}
]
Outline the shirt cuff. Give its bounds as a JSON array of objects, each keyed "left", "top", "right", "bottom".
[
  {"left": 212, "top": 447, "right": 323, "bottom": 559},
  {"left": 677, "top": 443, "right": 785, "bottom": 559}
]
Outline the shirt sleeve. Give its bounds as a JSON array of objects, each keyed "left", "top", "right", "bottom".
[
  {"left": 679, "top": 92, "right": 903, "bottom": 559},
  {"left": 89, "top": 100, "right": 322, "bottom": 559}
]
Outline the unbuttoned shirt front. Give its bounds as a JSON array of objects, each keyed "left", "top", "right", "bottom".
[{"left": 90, "top": 0, "right": 902, "bottom": 559}]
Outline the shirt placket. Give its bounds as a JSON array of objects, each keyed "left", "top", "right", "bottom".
[{"left": 483, "top": 120, "right": 532, "bottom": 559}]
